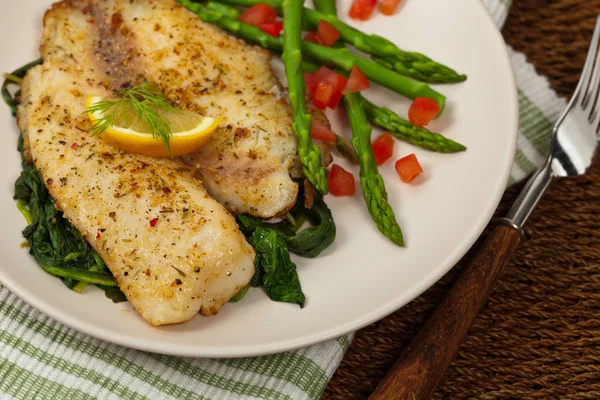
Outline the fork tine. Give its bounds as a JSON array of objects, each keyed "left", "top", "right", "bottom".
[{"left": 580, "top": 16, "right": 600, "bottom": 110}]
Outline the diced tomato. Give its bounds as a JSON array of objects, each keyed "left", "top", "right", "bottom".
[
  {"left": 313, "top": 82, "right": 334, "bottom": 110},
  {"left": 239, "top": 4, "right": 277, "bottom": 26},
  {"left": 313, "top": 67, "right": 347, "bottom": 108},
  {"left": 395, "top": 154, "right": 423, "bottom": 183},
  {"left": 328, "top": 89, "right": 344, "bottom": 109},
  {"left": 304, "top": 31, "right": 321, "bottom": 44},
  {"left": 348, "top": 0, "right": 377, "bottom": 20},
  {"left": 330, "top": 74, "right": 348, "bottom": 92},
  {"left": 316, "top": 20, "right": 340, "bottom": 47},
  {"left": 327, "top": 78, "right": 346, "bottom": 108},
  {"left": 314, "top": 66, "right": 336, "bottom": 85},
  {"left": 304, "top": 72, "right": 318, "bottom": 96},
  {"left": 311, "top": 119, "right": 336, "bottom": 143},
  {"left": 328, "top": 164, "right": 356, "bottom": 196},
  {"left": 314, "top": 67, "right": 347, "bottom": 89},
  {"left": 372, "top": 132, "right": 394, "bottom": 165},
  {"left": 343, "top": 66, "right": 370, "bottom": 94},
  {"left": 258, "top": 21, "right": 283, "bottom": 37},
  {"left": 380, "top": 0, "right": 402, "bottom": 16},
  {"left": 408, "top": 97, "right": 441, "bottom": 127}
]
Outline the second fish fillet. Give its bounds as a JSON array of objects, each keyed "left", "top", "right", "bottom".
[{"left": 119, "top": 0, "right": 302, "bottom": 218}]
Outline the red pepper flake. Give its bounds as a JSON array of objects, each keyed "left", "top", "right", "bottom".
[
  {"left": 71, "top": 142, "right": 78, "bottom": 149},
  {"left": 81, "top": 136, "right": 86, "bottom": 140},
  {"left": 130, "top": 169, "right": 137, "bottom": 173},
  {"left": 96, "top": 232, "right": 101, "bottom": 239},
  {"left": 149, "top": 217, "right": 159, "bottom": 227}
]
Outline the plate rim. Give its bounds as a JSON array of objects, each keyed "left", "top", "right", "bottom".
[{"left": 0, "top": 0, "right": 519, "bottom": 358}]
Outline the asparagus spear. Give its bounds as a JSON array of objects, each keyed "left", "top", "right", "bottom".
[
  {"left": 180, "top": 0, "right": 276, "bottom": 48},
  {"left": 313, "top": 0, "right": 403, "bottom": 246},
  {"left": 363, "top": 98, "right": 467, "bottom": 153},
  {"left": 205, "top": 1, "right": 241, "bottom": 18},
  {"left": 305, "top": 41, "right": 445, "bottom": 108},
  {"left": 215, "top": 0, "right": 465, "bottom": 83},
  {"left": 216, "top": 0, "right": 282, "bottom": 10},
  {"left": 178, "top": 0, "right": 446, "bottom": 109},
  {"left": 372, "top": 55, "right": 466, "bottom": 84},
  {"left": 297, "top": 0, "right": 356, "bottom": 164},
  {"left": 281, "top": 0, "right": 328, "bottom": 194},
  {"left": 262, "top": 50, "right": 358, "bottom": 164},
  {"left": 343, "top": 93, "right": 404, "bottom": 246}
]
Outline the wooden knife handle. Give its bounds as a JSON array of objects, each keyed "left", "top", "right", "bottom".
[{"left": 369, "top": 224, "right": 521, "bottom": 400}]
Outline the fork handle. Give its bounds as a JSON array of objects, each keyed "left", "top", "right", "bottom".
[{"left": 369, "top": 224, "right": 521, "bottom": 400}]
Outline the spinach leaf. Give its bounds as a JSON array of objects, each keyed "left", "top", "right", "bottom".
[
  {"left": 237, "top": 195, "right": 336, "bottom": 259},
  {"left": 277, "top": 197, "right": 336, "bottom": 258},
  {"left": 2, "top": 58, "right": 42, "bottom": 116},
  {"left": 252, "top": 227, "right": 305, "bottom": 307},
  {"left": 236, "top": 214, "right": 265, "bottom": 236},
  {"left": 250, "top": 253, "right": 264, "bottom": 288}
]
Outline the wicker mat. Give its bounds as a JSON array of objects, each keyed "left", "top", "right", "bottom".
[{"left": 323, "top": 1, "right": 600, "bottom": 399}]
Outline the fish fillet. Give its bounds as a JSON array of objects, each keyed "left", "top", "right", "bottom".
[
  {"left": 74, "top": 0, "right": 301, "bottom": 218},
  {"left": 17, "top": 0, "right": 256, "bottom": 326}
]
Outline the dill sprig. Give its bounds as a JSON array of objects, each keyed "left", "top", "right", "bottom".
[{"left": 86, "top": 82, "right": 177, "bottom": 151}]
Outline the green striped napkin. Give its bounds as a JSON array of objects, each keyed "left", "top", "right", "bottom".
[{"left": 0, "top": 0, "right": 565, "bottom": 398}]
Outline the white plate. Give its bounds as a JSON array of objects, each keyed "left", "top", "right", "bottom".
[{"left": 0, "top": 0, "right": 517, "bottom": 357}]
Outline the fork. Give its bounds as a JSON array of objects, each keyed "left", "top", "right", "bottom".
[{"left": 369, "top": 15, "right": 600, "bottom": 400}]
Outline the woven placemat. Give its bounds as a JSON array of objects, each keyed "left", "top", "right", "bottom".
[{"left": 324, "top": 1, "right": 600, "bottom": 399}]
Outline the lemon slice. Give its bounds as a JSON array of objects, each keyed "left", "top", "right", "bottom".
[{"left": 86, "top": 95, "right": 221, "bottom": 158}]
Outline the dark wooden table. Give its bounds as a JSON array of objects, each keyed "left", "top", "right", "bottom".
[{"left": 324, "top": 1, "right": 600, "bottom": 398}]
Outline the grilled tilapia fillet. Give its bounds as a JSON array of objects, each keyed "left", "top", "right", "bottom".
[
  {"left": 79, "top": 0, "right": 300, "bottom": 218},
  {"left": 16, "top": 0, "right": 256, "bottom": 326}
]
